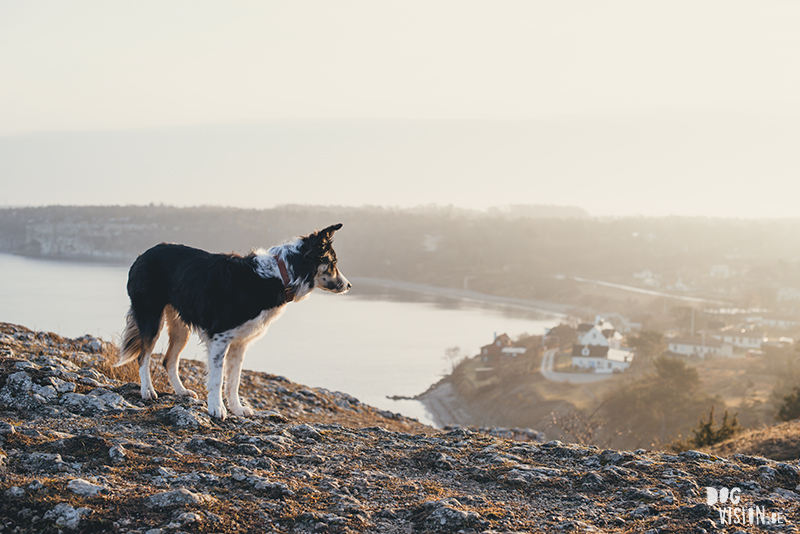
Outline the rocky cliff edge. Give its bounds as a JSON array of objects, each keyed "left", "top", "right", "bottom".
[{"left": 1, "top": 323, "right": 799, "bottom": 533}]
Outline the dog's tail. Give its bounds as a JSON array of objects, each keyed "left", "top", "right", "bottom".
[{"left": 116, "top": 309, "right": 142, "bottom": 367}]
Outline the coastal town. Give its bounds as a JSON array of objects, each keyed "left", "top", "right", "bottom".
[
  {"left": 454, "top": 304, "right": 796, "bottom": 383},
  {"left": 420, "top": 254, "right": 800, "bottom": 452}
]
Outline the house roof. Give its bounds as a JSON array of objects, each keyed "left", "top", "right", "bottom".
[
  {"left": 602, "top": 329, "right": 622, "bottom": 340},
  {"left": 494, "top": 333, "right": 511, "bottom": 344},
  {"left": 579, "top": 325, "right": 612, "bottom": 344},
  {"left": 481, "top": 333, "right": 514, "bottom": 352},
  {"left": 598, "top": 319, "right": 616, "bottom": 330}
]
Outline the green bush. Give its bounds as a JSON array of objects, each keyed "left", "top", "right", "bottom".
[{"left": 685, "top": 406, "right": 741, "bottom": 449}]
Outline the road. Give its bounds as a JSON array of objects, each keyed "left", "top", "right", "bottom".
[
  {"left": 539, "top": 348, "right": 615, "bottom": 384},
  {"left": 572, "top": 276, "right": 731, "bottom": 306}
]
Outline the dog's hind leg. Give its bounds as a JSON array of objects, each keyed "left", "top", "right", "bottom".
[
  {"left": 224, "top": 343, "right": 253, "bottom": 417},
  {"left": 134, "top": 307, "right": 165, "bottom": 401},
  {"left": 137, "top": 331, "right": 161, "bottom": 401},
  {"left": 163, "top": 306, "right": 197, "bottom": 398},
  {"left": 205, "top": 334, "right": 231, "bottom": 420}
]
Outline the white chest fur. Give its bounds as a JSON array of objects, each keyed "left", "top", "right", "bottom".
[{"left": 205, "top": 305, "right": 288, "bottom": 347}]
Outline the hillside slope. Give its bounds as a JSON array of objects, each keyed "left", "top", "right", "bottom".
[
  {"left": 1, "top": 323, "right": 799, "bottom": 533},
  {"left": 705, "top": 420, "right": 800, "bottom": 462}
]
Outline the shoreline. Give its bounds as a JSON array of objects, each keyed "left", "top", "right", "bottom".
[
  {"left": 416, "top": 380, "right": 473, "bottom": 428},
  {"left": 351, "top": 276, "right": 574, "bottom": 319}
]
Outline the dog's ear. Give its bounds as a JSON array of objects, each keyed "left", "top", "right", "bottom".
[
  {"left": 321, "top": 223, "right": 343, "bottom": 239},
  {"left": 302, "top": 223, "right": 342, "bottom": 250}
]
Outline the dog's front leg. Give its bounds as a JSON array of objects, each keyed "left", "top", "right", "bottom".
[
  {"left": 206, "top": 336, "right": 230, "bottom": 420},
  {"left": 225, "top": 343, "right": 253, "bottom": 417}
]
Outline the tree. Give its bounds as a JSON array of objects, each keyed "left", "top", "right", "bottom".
[
  {"left": 600, "top": 356, "right": 718, "bottom": 448},
  {"left": 627, "top": 330, "right": 665, "bottom": 362},
  {"left": 443, "top": 346, "right": 464, "bottom": 374},
  {"left": 777, "top": 387, "right": 800, "bottom": 422}
]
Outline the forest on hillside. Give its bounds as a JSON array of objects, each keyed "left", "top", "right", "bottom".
[{"left": 3, "top": 205, "right": 800, "bottom": 316}]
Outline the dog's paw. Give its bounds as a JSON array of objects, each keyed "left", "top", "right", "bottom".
[
  {"left": 176, "top": 388, "right": 199, "bottom": 399},
  {"left": 141, "top": 385, "right": 158, "bottom": 401},
  {"left": 231, "top": 405, "right": 254, "bottom": 417},
  {"left": 208, "top": 402, "right": 227, "bottom": 420}
]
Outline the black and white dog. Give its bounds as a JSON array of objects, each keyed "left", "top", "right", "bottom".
[{"left": 116, "top": 224, "right": 350, "bottom": 420}]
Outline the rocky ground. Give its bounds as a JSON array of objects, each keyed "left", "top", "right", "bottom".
[{"left": 1, "top": 323, "right": 800, "bottom": 533}]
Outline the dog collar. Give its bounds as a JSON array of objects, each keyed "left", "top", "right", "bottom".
[{"left": 275, "top": 256, "right": 295, "bottom": 302}]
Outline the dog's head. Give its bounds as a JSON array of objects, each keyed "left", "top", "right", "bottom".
[{"left": 301, "top": 223, "right": 351, "bottom": 294}]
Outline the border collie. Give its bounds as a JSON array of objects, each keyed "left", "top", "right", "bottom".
[{"left": 115, "top": 223, "right": 350, "bottom": 420}]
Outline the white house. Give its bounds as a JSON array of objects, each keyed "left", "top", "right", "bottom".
[
  {"left": 571, "top": 318, "right": 633, "bottom": 373},
  {"left": 709, "top": 328, "right": 765, "bottom": 350},
  {"left": 578, "top": 322, "right": 623, "bottom": 349},
  {"left": 667, "top": 336, "right": 733, "bottom": 358},
  {"left": 576, "top": 322, "right": 595, "bottom": 339},
  {"left": 571, "top": 345, "right": 635, "bottom": 373},
  {"left": 578, "top": 325, "right": 609, "bottom": 347}
]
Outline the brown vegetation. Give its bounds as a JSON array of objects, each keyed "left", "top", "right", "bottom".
[{"left": 705, "top": 419, "right": 800, "bottom": 461}]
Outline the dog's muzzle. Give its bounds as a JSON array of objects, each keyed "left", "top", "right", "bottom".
[{"left": 329, "top": 281, "right": 352, "bottom": 293}]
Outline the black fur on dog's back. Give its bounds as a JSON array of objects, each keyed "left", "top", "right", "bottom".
[{"left": 128, "top": 244, "right": 287, "bottom": 337}]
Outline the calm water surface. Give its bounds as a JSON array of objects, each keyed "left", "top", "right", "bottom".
[{"left": 0, "top": 253, "right": 558, "bottom": 425}]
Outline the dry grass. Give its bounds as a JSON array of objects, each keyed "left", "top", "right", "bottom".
[
  {"left": 704, "top": 418, "right": 800, "bottom": 461},
  {"left": 95, "top": 344, "right": 140, "bottom": 384}
]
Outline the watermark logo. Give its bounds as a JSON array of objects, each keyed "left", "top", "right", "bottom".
[
  {"left": 706, "top": 487, "right": 787, "bottom": 526},
  {"left": 706, "top": 487, "right": 741, "bottom": 506}
]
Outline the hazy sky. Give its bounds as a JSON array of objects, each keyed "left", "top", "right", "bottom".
[{"left": 2, "top": 1, "right": 799, "bottom": 216}]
